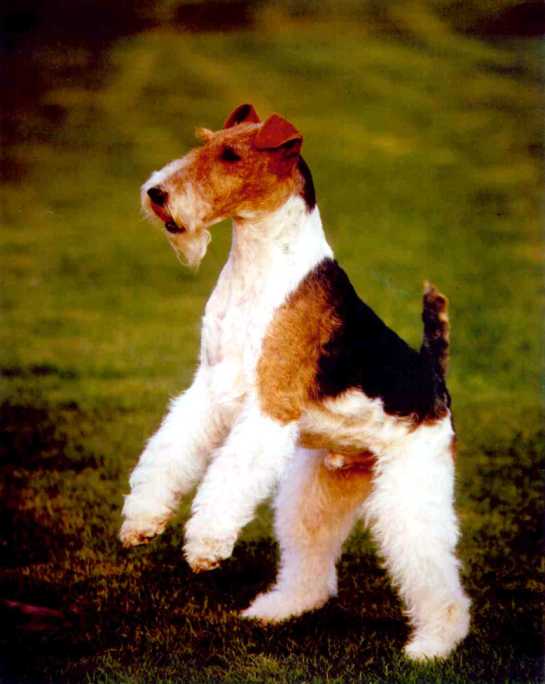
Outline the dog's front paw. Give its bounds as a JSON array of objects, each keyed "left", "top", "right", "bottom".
[
  {"left": 119, "top": 516, "right": 167, "bottom": 548},
  {"left": 183, "top": 535, "right": 236, "bottom": 572},
  {"left": 183, "top": 519, "right": 236, "bottom": 572}
]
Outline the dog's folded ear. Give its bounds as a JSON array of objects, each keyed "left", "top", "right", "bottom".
[
  {"left": 254, "top": 114, "right": 303, "bottom": 157},
  {"left": 224, "top": 103, "right": 261, "bottom": 128}
]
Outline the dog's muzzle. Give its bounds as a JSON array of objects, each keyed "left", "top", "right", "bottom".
[
  {"left": 147, "top": 186, "right": 186, "bottom": 234},
  {"left": 147, "top": 186, "right": 167, "bottom": 206},
  {"left": 164, "top": 220, "right": 185, "bottom": 234}
]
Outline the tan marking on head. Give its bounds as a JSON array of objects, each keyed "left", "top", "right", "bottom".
[
  {"left": 150, "top": 117, "right": 306, "bottom": 230},
  {"left": 193, "top": 124, "right": 302, "bottom": 220},
  {"left": 195, "top": 127, "right": 214, "bottom": 143},
  {"left": 257, "top": 268, "right": 341, "bottom": 424},
  {"left": 142, "top": 106, "right": 309, "bottom": 267}
]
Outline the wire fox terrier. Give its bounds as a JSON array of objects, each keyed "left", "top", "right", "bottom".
[{"left": 119, "top": 104, "right": 471, "bottom": 660}]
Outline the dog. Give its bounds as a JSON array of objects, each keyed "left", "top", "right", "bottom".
[{"left": 119, "top": 104, "right": 471, "bottom": 660}]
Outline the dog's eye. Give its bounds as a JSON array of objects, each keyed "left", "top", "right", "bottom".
[{"left": 220, "top": 146, "right": 241, "bottom": 162}]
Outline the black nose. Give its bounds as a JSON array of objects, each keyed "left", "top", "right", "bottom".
[{"left": 147, "top": 186, "right": 168, "bottom": 206}]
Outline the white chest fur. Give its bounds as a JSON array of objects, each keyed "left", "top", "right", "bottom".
[{"left": 200, "top": 197, "right": 332, "bottom": 406}]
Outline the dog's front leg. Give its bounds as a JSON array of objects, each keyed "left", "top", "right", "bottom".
[
  {"left": 184, "top": 397, "right": 297, "bottom": 572},
  {"left": 119, "top": 366, "right": 229, "bottom": 547}
]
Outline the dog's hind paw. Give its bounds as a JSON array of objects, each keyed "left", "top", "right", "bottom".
[
  {"left": 404, "top": 635, "right": 454, "bottom": 660},
  {"left": 404, "top": 597, "right": 471, "bottom": 660},
  {"left": 241, "top": 587, "right": 330, "bottom": 623}
]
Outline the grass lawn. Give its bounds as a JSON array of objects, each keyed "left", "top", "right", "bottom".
[{"left": 1, "top": 3, "right": 543, "bottom": 682}]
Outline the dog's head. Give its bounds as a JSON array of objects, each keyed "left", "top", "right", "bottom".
[{"left": 141, "top": 104, "right": 308, "bottom": 267}]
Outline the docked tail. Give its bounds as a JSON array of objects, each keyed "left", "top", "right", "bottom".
[{"left": 421, "top": 281, "right": 449, "bottom": 378}]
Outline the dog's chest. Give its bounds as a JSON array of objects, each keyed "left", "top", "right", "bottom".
[
  {"left": 201, "top": 260, "right": 290, "bottom": 392},
  {"left": 198, "top": 202, "right": 333, "bottom": 404}
]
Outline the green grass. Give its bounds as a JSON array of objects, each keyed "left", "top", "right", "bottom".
[{"left": 1, "top": 3, "right": 543, "bottom": 682}]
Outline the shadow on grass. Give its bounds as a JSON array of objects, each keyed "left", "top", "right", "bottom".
[
  {"left": 0, "top": 399, "right": 104, "bottom": 575},
  {"left": 2, "top": 530, "right": 543, "bottom": 682},
  {"left": 0, "top": 539, "right": 407, "bottom": 683},
  {"left": 0, "top": 398, "right": 104, "bottom": 472}
]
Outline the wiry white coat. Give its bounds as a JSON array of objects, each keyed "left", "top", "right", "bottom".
[
  {"left": 120, "top": 191, "right": 470, "bottom": 660},
  {"left": 121, "top": 195, "right": 332, "bottom": 564}
]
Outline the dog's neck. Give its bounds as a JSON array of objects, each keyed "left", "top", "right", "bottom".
[{"left": 228, "top": 195, "right": 333, "bottom": 289}]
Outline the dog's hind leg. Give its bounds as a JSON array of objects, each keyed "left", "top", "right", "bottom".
[
  {"left": 242, "top": 447, "right": 373, "bottom": 622},
  {"left": 119, "top": 367, "right": 229, "bottom": 547},
  {"left": 363, "top": 419, "right": 471, "bottom": 660}
]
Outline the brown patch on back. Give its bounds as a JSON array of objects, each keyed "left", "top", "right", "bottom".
[
  {"left": 257, "top": 268, "right": 340, "bottom": 423},
  {"left": 260, "top": 259, "right": 451, "bottom": 430}
]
